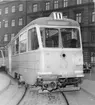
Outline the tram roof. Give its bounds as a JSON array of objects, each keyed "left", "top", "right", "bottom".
[
  {"left": 25, "top": 13, "right": 80, "bottom": 29},
  {"left": 6, "top": 12, "right": 80, "bottom": 47}
]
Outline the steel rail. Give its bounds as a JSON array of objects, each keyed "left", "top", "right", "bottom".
[
  {"left": 58, "top": 88, "right": 69, "bottom": 105},
  {"left": 16, "top": 85, "right": 27, "bottom": 105}
]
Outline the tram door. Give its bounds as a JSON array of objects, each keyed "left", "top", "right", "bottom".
[{"left": 8, "top": 46, "right": 12, "bottom": 73}]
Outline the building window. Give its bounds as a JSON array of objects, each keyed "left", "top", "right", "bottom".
[
  {"left": 28, "top": 5, "right": 32, "bottom": 13},
  {"left": 77, "top": 0, "right": 82, "bottom": 4},
  {"left": 83, "top": 49, "right": 89, "bottom": 63},
  {"left": 0, "top": 9, "right": 2, "bottom": 15},
  {"left": 5, "top": 20, "right": 8, "bottom": 27},
  {"left": 33, "top": 4, "right": 38, "bottom": 12},
  {"left": 82, "top": 31, "right": 88, "bottom": 42},
  {"left": 11, "top": 20, "right": 15, "bottom": 27},
  {"left": 5, "top": 7, "right": 8, "bottom": 14},
  {"left": 19, "top": 4, "right": 23, "bottom": 11},
  {"left": 91, "top": 31, "right": 95, "bottom": 42},
  {"left": 92, "top": 11, "right": 95, "bottom": 22},
  {"left": 19, "top": 18, "right": 23, "bottom": 26},
  {"left": 0, "top": 22, "right": 1, "bottom": 28},
  {"left": 54, "top": 0, "right": 58, "bottom": 9},
  {"left": 4, "top": 34, "right": 8, "bottom": 41},
  {"left": 91, "top": 52, "right": 95, "bottom": 64},
  {"left": 63, "top": 15, "right": 68, "bottom": 18},
  {"left": 46, "top": 2, "right": 50, "bottom": 10},
  {"left": 11, "top": 33, "right": 15, "bottom": 40},
  {"left": 76, "top": 13, "right": 81, "bottom": 23},
  {"left": 12, "top": 6, "right": 15, "bottom": 13},
  {"left": 63, "top": 0, "right": 68, "bottom": 7}
]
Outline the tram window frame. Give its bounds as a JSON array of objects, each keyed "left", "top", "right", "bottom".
[
  {"left": 12, "top": 37, "right": 19, "bottom": 55},
  {"left": 15, "top": 37, "right": 19, "bottom": 54},
  {"left": 28, "top": 27, "right": 39, "bottom": 51},
  {"left": 0, "top": 51, "right": 2, "bottom": 58},
  {"left": 4, "top": 49, "right": 8, "bottom": 57},
  {"left": 12, "top": 41, "right": 15, "bottom": 55},
  {"left": 19, "top": 31, "right": 27, "bottom": 53}
]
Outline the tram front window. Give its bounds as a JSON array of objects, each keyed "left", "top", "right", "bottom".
[
  {"left": 40, "top": 27, "right": 81, "bottom": 48},
  {"left": 61, "top": 28, "right": 80, "bottom": 48},
  {"left": 40, "top": 28, "right": 59, "bottom": 47}
]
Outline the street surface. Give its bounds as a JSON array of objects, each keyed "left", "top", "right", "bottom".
[
  {"left": 0, "top": 72, "right": 25, "bottom": 105},
  {"left": 64, "top": 89, "right": 95, "bottom": 105},
  {"left": 84, "top": 72, "right": 95, "bottom": 81},
  {"left": 0, "top": 71, "right": 95, "bottom": 105},
  {"left": 19, "top": 88, "right": 67, "bottom": 105},
  {"left": 0, "top": 73, "right": 10, "bottom": 93}
]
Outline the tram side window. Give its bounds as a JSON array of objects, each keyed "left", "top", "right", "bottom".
[
  {"left": 4, "top": 50, "right": 8, "bottom": 57},
  {"left": 12, "top": 37, "right": 19, "bottom": 55},
  {"left": 28, "top": 28, "right": 39, "bottom": 51},
  {"left": 0, "top": 51, "right": 2, "bottom": 58},
  {"left": 16, "top": 38, "right": 19, "bottom": 54},
  {"left": 12, "top": 41, "right": 15, "bottom": 55},
  {"left": 20, "top": 32, "right": 27, "bottom": 53}
]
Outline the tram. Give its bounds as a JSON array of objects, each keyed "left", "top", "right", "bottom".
[{"left": 5, "top": 12, "right": 84, "bottom": 91}]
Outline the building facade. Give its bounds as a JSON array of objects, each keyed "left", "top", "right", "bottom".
[
  {"left": 0, "top": 0, "right": 95, "bottom": 66},
  {"left": 0, "top": 0, "right": 27, "bottom": 46}
]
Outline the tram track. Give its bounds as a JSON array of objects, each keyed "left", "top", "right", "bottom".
[
  {"left": 58, "top": 88, "right": 69, "bottom": 105},
  {"left": 7, "top": 85, "right": 95, "bottom": 105},
  {"left": 59, "top": 87, "right": 95, "bottom": 105},
  {"left": 61, "top": 92, "right": 69, "bottom": 105},
  {"left": 6, "top": 77, "right": 95, "bottom": 105},
  {"left": 16, "top": 85, "right": 28, "bottom": 105}
]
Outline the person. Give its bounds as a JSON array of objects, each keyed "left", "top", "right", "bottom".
[
  {"left": 70, "top": 39, "right": 77, "bottom": 48},
  {"left": 83, "top": 62, "right": 91, "bottom": 73}
]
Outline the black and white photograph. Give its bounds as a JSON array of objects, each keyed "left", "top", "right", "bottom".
[{"left": 0, "top": 0, "right": 95, "bottom": 105}]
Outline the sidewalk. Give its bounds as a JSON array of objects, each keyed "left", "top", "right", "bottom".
[
  {"left": 0, "top": 72, "right": 11, "bottom": 93},
  {"left": 81, "top": 72, "right": 95, "bottom": 97},
  {"left": 0, "top": 72, "right": 26, "bottom": 105}
]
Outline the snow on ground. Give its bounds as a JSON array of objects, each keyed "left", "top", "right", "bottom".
[
  {"left": 0, "top": 72, "right": 10, "bottom": 93},
  {"left": 19, "top": 88, "right": 67, "bottom": 105},
  {"left": 0, "top": 71, "right": 95, "bottom": 105},
  {"left": 0, "top": 72, "right": 25, "bottom": 105}
]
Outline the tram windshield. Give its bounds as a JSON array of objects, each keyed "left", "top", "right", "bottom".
[{"left": 40, "top": 27, "right": 81, "bottom": 48}]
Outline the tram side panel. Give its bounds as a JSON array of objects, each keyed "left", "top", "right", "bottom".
[
  {"left": 11, "top": 50, "right": 41, "bottom": 85},
  {"left": 4, "top": 57, "right": 8, "bottom": 70}
]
